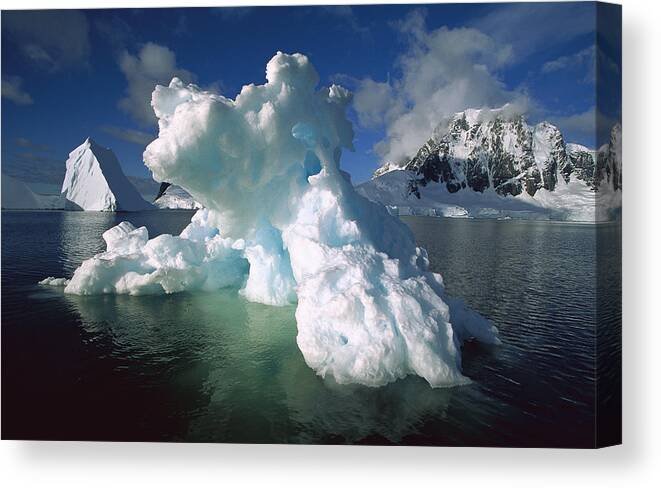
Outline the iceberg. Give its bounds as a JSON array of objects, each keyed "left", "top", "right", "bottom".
[
  {"left": 43, "top": 52, "right": 499, "bottom": 387},
  {"left": 61, "top": 138, "right": 153, "bottom": 211},
  {"left": 153, "top": 182, "right": 202, "bottom": 209},
  {"left": 1, "top": 173, "right": 63, "bottom": 209},
  {"left": 2, "top": 174, "right": 45, "bottom": 209}
]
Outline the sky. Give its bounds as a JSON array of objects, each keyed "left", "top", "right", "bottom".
[{"left": 1, "top": 2, "right": 621, "bottom": 189}]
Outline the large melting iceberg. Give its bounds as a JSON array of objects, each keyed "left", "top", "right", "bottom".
[{"left": 42, "top": 52, "right": 499, "bottom": 387}]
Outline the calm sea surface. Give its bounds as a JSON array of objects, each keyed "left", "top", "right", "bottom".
[{"left": 1, "top": 211, "right": 621, "bottom": 446}]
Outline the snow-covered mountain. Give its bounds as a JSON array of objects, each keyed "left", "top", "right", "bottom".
[
  {"left": 358, "top": 108, "right": 621, "bottom": 222},
  {"left": 61, "top": 138, "right": 153, "bottom": 211},
  {"left": 1, "top": 174, "right": 63, "bottom": 209},
  {"left": 153, "top": 182, "right": 201, "bottom": 209}
]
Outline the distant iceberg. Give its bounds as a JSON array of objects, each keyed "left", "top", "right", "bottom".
[
  {"left": 2, "top": 173, "right": 44, "bottom": 209},
  {"left": 153, "top": 182, "right": 201, "bottom": 209},
  {"left": 61, "top": 138, "right": 153, "bottom": 211},
  {"left": 1, "top": 173, "right": 63, "bottom": 210},
  {"left": 43, "top": 52, "right": 499, "bottom": 387}
]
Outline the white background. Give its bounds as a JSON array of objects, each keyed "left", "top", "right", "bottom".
[{"left": 1, "top": 0, "right": 659, "bottom": 486}]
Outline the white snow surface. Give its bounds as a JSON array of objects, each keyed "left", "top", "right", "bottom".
[
  {"left": 43, "top": 52, "right": 500, "bottom": 387},
  {"left": 61, "top": 138, "right": 153, "bottom": 211},
  {"left": 357, "top": 169, "right": 610, "bottom": 221}
]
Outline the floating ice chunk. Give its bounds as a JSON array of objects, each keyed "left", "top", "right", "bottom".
[
  {"left": 44, "top": 52, "right": 499, "bottom": 387},
  {"left": 39, "top": 277, "right": 71, "bottom": 287},
  {"left": 103, "top": 221, "right": 149, "bottom": 253},
  {"left": 60, "top": 220, "right": 247, "bottom": 296}
]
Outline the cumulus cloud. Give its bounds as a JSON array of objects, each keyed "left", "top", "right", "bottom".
[
  {"left": 118, "top": 43, "right": 195, "bottom": 125},
  {"left": 2, "top": 76, "right": 34, "bottom": 105},
  {"left": 353, "top": 10, "right": 529, "bottom": 164},
  {"left": 2, "top": 10, "right": 90, "bottom": 71},
  {"left": 101, "top": 126, "right": 155, "bottom": 146},
  {"left": 352, "top": 78, "right": 396, "bottom": 128}
]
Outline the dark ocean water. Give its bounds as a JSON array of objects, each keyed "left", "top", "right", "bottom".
[{"left": 1, "top": 211, "right": 621, "bottom": 446}]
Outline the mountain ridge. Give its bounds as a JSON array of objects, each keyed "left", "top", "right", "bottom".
[{"left": 358, "top": 107, "right": 621, "bottom": 222}]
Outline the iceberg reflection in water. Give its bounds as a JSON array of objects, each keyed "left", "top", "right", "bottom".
[{"left": 61, "top": 290, "right": 456, "bottom": 444}]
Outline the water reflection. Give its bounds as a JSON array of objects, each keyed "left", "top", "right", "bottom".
[
  {"left": 57, "top": 212, "right": 117, "bottom": 273},
  {"left": 62, "top": 288, "right": 459, "bottom": 443}
]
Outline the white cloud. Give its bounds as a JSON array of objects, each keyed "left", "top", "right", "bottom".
[
  {"left": 542, "top": 45, "right": 619, "bottom": 84},
  {"left": 542, "top": 46, "right": 595, "bottom": 74},
  {"left": 101, "top": 126, "right": 155, "bottom": 146},
  {"left": 471, "top": 2, "right": 594, "bottom": 61},
  {"left": 549, "top": 107, "right": 618, "bottom": 147},
  {"left": 118, "top": 43, "right": 195, "bottom": 125},
  {"left": 2, "top": 76, "right": 34, "bottom": 105},
  {"left": 14, "top": 137, "right": 50, "bottom": 151},
  {"left": 354, "top": 10, "right": 529, "bottom": 164},
  {"left": 352, "top": 78, "right": 396, "bottom": 128},
  {"left": 23, "top": 44, "right": 56, "bottom": 68},
  {"left": 2, "top": 10, "right": 90, "bottom": 71}
]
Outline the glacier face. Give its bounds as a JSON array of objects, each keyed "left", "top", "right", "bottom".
[
  {"left": 42, "top": 52, "right": 500, "bottom": 388},
  {"left": 61, "top": 138, "right": 153, "bottom": 211},
  {"left": 360, "top": 108, "right": 622, "bottom": 222}
]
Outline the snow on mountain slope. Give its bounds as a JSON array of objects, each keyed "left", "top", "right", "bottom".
[
  {"left": 61, "top": 138, "right": 153, "bottom": 211},
  {"left": 1, "top": 174, "right": 64, "bottom": 209},
  {"left": 153, "top": 182, "right": 201, "bottom": 209},
  {"left": 360, "top": 108, "right": 622, "bottom": 222},
  {"left": 358, "top": 169, "right": 552, "bottom": 219}
]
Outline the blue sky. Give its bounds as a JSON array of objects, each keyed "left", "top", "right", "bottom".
[{"left": 1, "top": 3, "right": 621, "bottom": 188}]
